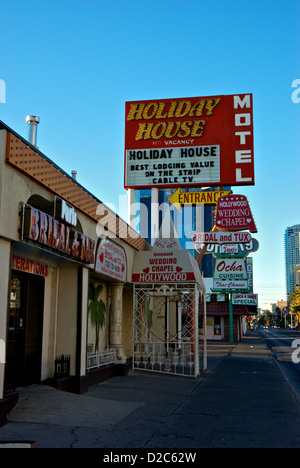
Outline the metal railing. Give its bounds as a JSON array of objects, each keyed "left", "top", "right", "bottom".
[
  {"left": 87, "top": 350, "right": 116, "bottom": 371},
  {"left": 54, "top": 354, "right": 71, "bottom": 378}
]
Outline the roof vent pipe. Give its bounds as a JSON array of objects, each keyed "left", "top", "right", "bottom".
[
  {"left": 26, "top": 115, "right": 40, "bottom": 148},
  {"left": 71, "top": 170, "right": 77, "bottom": 180}
]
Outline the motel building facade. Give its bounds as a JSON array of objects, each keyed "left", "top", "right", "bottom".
[{"left": 0, "top": 120, "right": 150, "bottom": 426}]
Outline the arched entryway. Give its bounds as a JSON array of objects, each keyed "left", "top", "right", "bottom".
[{"left": 132, "top": 235, "right": 206, "bottom": 378}]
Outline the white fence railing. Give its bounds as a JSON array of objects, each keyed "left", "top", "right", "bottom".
[{"left": 87, "top": 350, "right": 116, "bottom": 371}]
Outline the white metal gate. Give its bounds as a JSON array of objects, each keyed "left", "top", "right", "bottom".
[{"left": 133, "top": 283, "right": 206, "bottom": 378}]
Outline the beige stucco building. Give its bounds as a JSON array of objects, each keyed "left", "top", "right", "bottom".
[{"left": 0, "top": 120, "right": 150, "bottom": 425}]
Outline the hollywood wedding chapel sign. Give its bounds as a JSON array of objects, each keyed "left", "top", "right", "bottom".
[{"left": 132, "top": 237, "right": 204, "bottom": 286}]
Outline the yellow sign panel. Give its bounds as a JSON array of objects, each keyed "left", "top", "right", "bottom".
[{"left": 169, "top": 188, "right": 232, "bottom": 210}]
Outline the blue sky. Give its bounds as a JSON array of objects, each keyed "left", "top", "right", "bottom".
[{"left": 1, "top": 0, "right": 299, "bottom": 309}]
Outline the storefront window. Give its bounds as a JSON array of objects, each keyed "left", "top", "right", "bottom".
[
  {"left": 10, "top": 277, "right": 21, "bottom": 309},
  {"left": 9, "top": 277, "right": 23, "bottom": 339},
  {"left": 214, "top": 316, "right": 221, "bottom": 335}
]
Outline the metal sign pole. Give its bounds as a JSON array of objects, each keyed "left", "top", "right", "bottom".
[
  {"left": 203, "top": 291, "right": 207, "bottom": 371},
  {"left": 151, "top": 187, "right": 159, "bottom": 243},
  {"left": 229, "top": 292, "right": 233, "bottom": 343},
  {"left": 128, "top": 188, "right": 135, "bottom": 228}
]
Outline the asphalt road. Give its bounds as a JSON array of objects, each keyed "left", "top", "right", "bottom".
[
  {"left": 260, "top": 327, "right": 300, "bottom": 368},
  {"left": 259, "top": 327, "right": 300, "bottom": 403},
  {"left": 1, "top": 330, "right": 300, "bottom": 450}
]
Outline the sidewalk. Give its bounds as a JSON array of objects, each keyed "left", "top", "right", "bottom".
[{"left": 1, "top": 330, "right": 300, "bottom": 448}]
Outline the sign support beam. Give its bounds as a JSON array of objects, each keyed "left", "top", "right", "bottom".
[
  {"left": 197, "top": 225, "right": 217, "bottom": 265},
  {"left": 151, "top": 187, "right": 159, "bottom": 242},
  {"left": 229, "top": 292, "right": 233, "bottom": 343}
]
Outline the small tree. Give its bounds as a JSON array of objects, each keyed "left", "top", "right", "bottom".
[
  {"left": 258, "top": 315, "right": 266, "bottom": 327},
  {"left": 88, "top": 284, "right": 106, "bottom": 351},
  {"left": 262, "top": 310, "right": 273, "bottom": 327},
  {"left": 289, "top": 287, "right": 300, "bottom": 330},
  {"left": 274, "top": 307, "right": 282, "bottom": 328}
]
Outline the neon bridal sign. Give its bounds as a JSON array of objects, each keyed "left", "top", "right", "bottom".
[{"left": 21, "top": 203, "right": 95, "bottom": 264}]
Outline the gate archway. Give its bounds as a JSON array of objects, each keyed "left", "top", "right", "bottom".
[{"left": 132, "top": 235, "right": 206, "bottom": 378}]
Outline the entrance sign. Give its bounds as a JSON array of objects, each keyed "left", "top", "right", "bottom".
[
  {"left": 125, "top": 94, "right": 254, "bottom": 189},
  {"left": 215, "top": 194, "right": 257, "bottom": 233},
  {"left": 191, "top": 231, "right": 252, "bottom": 245},
  {"left": 169, "top": 188, "right": 232, "bottom": 209},
  {"left": 95, "top": 239, "right": 127, "bottom": 282}
]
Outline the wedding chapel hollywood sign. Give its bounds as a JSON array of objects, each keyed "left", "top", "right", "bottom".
[{"left": 124, "top": 94, "right": 254, "bottom": 189}]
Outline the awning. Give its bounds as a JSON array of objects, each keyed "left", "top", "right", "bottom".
[
  {"left": 132, "top": 217, "right": 205, "bottom": 291},
  {"left": 206, "top": 302, "right": 249, "bottom": 316},
  {"left": 205, "top": 294, "right": 257, "bottom": 316}
]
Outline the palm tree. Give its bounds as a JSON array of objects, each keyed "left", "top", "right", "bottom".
[{"left": 88, "top": 284, "right": 106, "bottom": 351}]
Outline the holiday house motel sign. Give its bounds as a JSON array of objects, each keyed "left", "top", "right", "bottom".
[{"left": 124, "top": 94, "right": 254, "bottom": 189}]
